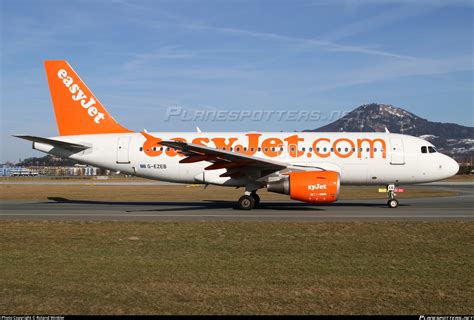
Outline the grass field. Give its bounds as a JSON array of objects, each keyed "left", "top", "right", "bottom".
[
  {"left": 0, "top": 178, "right": 471, "bottom": 314},
  {"left": 0, "top": 221, "right": 472, "bottom": 314}
]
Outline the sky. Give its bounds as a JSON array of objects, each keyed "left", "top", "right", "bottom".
[{"left": 0, "top": 0, "right": 473, "bottom": 162}]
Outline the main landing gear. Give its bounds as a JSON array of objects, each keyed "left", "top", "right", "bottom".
[
  {"left": 386, "top": 184, "right": 399, "bottom": 208},
  {"left": 238, "top": 191, "right": 260, "bottom": 210},
  {"left": 250, "top": 191, "right": 260, "bottom": 207}
]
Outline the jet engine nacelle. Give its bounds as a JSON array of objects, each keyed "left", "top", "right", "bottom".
[{"left": 267, "top": 170, "right": 340, "bottom": 203}]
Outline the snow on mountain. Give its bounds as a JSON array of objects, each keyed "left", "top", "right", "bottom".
[{"left": 305, "top": 103, "right": 474, "bottom": 160}]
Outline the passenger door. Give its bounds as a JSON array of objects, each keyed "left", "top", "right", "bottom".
[{"left": 390, "top": 138, "right": 405, "bottom": 165}]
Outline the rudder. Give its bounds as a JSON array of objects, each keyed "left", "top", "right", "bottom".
[{"left": 44, "top": 60, "right": 131, "bottom": 136}]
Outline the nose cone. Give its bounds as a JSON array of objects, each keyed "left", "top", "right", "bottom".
[{"left": 444, "top": 156, "right": 459, "bottom": 178}]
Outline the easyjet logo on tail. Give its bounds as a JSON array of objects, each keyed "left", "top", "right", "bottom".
[{"left": 57, "top": 69, "right": 105, "bottom": 124}]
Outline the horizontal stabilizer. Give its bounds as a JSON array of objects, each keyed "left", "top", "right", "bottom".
[{"left": 13, "top": 135, "right": 89, "bottom": 151}]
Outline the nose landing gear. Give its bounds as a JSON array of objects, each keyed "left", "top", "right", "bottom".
[
  {"left": 388, "top": 198, "right": 399, "bottom": 208},
  {"left": 386, "top": 184, "right": 399, "bottom": 208}
]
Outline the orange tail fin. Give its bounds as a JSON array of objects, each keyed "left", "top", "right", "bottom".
[{"left": 44, "top": 60, "right": 132, "bottom": 136}]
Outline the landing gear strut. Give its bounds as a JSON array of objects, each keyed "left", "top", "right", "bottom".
[
  {"left": 386, "top": 184, "right": 399, "bottom": 208},
  {"left": 250, "top": 191, "right": 260, "bottom": 207}
]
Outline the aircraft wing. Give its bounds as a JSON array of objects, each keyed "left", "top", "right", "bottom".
[
  {"left": 158, "top": 140, "right": 288, "bottom": 178},
  {"left": 13, "top": 135, "right": 90, "bottom": 151}
]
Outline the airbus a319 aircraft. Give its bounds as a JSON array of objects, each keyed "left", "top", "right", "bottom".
[{"left": 15, "top": 61, "right": 459, "bottom": 209}]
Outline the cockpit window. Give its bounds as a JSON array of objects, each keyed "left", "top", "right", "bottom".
[
  {"left": 428, "top": 146, "right": 437, "bottom": 153},
  {"left": 421, "top": 146, "right": 427, "bottom": 154}
]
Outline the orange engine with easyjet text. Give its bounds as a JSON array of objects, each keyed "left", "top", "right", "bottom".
[{"left": 267, "top": 171, "right": 340, "bottom": 203}]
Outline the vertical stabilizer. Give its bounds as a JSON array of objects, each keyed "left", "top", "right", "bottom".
[{"left": 44, "top": 60, "right": 132, "bottom": 136}]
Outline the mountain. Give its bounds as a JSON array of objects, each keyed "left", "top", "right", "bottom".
[{"left": 305, "top": 103, "right": 474, "bottom": 160}]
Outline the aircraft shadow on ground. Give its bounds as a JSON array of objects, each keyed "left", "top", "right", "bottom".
[{"left": 46, "top": 197, "right": 395, "bottom": 212}]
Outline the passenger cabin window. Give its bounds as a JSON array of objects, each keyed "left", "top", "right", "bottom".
[
  {"left": 428, "top": 146, "right": 437, "bottom": 153},
  {"left": 421, "top": 146, "right": 427, "bottom": 153}
]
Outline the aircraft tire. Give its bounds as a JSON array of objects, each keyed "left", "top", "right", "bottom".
[
  {"left": 238, "top": 195, "right": 255, "bottom": 210},
  {"left": 387, "top": 199, "right": 399, "bottom": 208}
]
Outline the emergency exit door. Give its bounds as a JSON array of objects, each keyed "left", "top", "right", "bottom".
[{"left": 116, "top": 137, "right": 131, "bottom": 164}]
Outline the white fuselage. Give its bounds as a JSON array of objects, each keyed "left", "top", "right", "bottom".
[{"left": 33, "top": 131, "right": 459, "bottom": 186}]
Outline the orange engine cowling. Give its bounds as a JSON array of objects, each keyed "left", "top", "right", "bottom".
[{"left": 267, "top": 171, "right": 340, "bottom": 203}]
